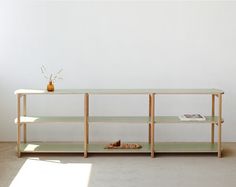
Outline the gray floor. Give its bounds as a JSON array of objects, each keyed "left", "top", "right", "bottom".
[{"left": 1, "top": 142, "right": 236, "bottom": 187}]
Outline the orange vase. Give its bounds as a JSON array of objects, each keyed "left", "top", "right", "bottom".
[{"left": 47, "top": 81, "right": 54, "bottom": 92}]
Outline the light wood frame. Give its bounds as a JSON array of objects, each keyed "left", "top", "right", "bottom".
[
  {"left": 17, "top": 94, "right": 21, "bottom": 157},
  {"left": 15, "top": 89, "right": 224, "bottom": 158},
  {"left": 218, "top": 94, "right": 222, "bottom": 158},
  {"left": 211, "top": 94, "right": 215, "bottom": 144},
  {"left": 150, "top": 93, "right": 155, "bottom": 158},
  {"left": 84, "top": 93, "right": 89, "bottom": 158}
]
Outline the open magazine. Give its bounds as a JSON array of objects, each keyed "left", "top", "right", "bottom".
[{"left": 179, "top": 114, "right": 206, "bottom": 121}]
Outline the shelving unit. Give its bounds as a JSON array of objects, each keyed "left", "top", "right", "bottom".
[{"left": 15, "top": 89, "right": 224, "bottom": 158}]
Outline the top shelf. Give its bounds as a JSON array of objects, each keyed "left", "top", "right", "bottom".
[{"left": 15, "top": 89, "right": 224, "bottom": 95}]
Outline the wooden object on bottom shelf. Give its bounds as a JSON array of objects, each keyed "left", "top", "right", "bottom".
[
  {"left": 88, "top": 143, "right": 150, "bottom": 153},
  {"left": 104, "top": 140, "right": 142, "bottom": 149}
]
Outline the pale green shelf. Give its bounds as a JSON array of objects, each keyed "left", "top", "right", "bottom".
[
  {"left": 154, "top": 142, "right": 218, "bottom": 153},
  {"left": 16, "top": 116, "right": 84, "bottom": 124},
  {"left": 89, "top": 116, "right": 149, "bottom": 123},
  {"left": 15, "top": 116, "right": 223, "bottom": 124},
  {"left": 19, "top": 142, "right": 218, "bottom": 154},
  {"left": 15, "top": 88, "right": 224, "bottom": 95},
  {"left": 155, "top": 116, "right": 223, "bottom": 124},
  {"left": 20, "top": 143, "right": 84, "bottom": 153}
]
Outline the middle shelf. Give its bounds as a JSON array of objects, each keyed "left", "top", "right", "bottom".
[{"left": 15, "top": 116, "right": 223, "bottom": 124}]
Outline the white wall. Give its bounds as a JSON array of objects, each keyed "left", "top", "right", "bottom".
[{"left": 0, "top": 0, "right": 235, "bottom": 142}]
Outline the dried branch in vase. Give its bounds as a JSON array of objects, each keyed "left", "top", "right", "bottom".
[{"left": 40, "top": 65, "right": 63, "bottom": 83}]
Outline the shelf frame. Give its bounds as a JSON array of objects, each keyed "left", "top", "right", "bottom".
[{"left": 15, "top": 89, "right": 224, "bottom": 158}]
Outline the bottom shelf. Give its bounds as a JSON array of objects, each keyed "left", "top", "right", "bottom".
[
  {"left": 155, "top": 142, "right": 218, "bottom": 153},
  {"left": 20, "top": 143, "right": 84, "bottom": 153},
  {"left": 88, "top": 143, "right": 150, "bottom": 153},
  {"left": 19, "top": 142, "right": 218, "bottom": 154},
  {"left": 19, "top": 142, "right": 150, "bottom": 154}
]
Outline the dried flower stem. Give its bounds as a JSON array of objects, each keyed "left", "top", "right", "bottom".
[{"left": 41, "top": 65, "right": 63, "bottom": 83}]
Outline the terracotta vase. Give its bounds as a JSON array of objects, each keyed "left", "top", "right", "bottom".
[{"left": 47, "top": 81, "right": 54, "bottom": 92}]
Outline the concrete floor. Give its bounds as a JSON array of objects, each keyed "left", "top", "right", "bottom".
[{"left": 1, "top": 143, "right": 236, "bottom": 187}]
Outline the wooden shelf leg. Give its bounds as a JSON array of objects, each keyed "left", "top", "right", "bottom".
[
  {"left": 17, "top": 94, "right": 21, "bottom": 158},
  {"left": 218, "top": 94, "right": 222, "bottom": 158},
  {"left": 23, "top": 95, "right": 27, "bottom": 143},
  {"left": 151, "top": 93, "right": 155, "bottom": 158},
  {"left": 84, "top": 93, "right": 89, "bottom": 158},
  {"left": 148, "top": 94, "right": 151, "bottom": 144},
  {"left": 87, "top": 94, "right": 89, "bottom": 144},
  {"left": 211, "top": 94, "right": 215, "bottom": 144}
]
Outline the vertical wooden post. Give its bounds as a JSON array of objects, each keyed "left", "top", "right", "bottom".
[
  {"left": 87, "top": 94, "right": 89, "bottom": 144},
  {"left": 148, "top": 94, "right": 151, "bottom": 144},
  {"left": 218, "top": 94, "right": 222, "bottom": 158},
  {"left": 84, "top": 93, "right": 89, "bottom": 158},
  {"left": 23, "top": 95, "right": 27, "bottom": 143},
  {"left": 17, "top": 94, "right": 21, "bottom": 157},
  {"left": 211, "top": 94, "right": 215, "bottom": 144},
  {"left": 151, "top": 93, "right": 155, "bottom": 158}
]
